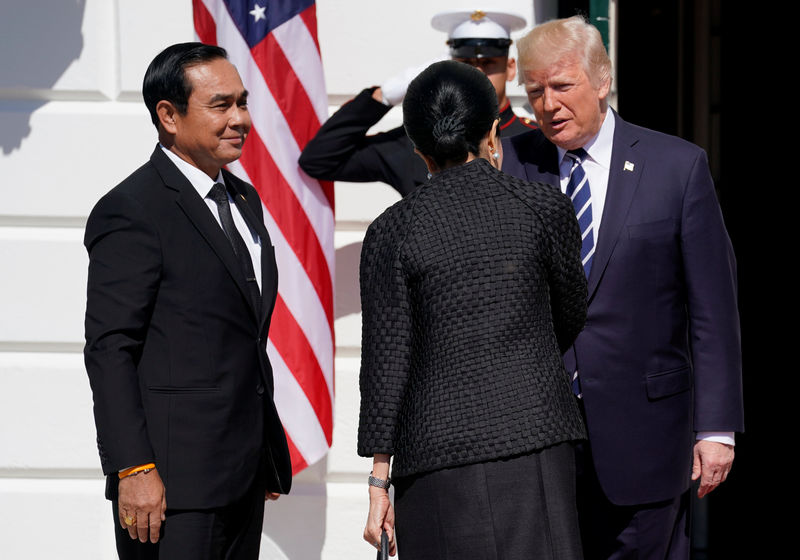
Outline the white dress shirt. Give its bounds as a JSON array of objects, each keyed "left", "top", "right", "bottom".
[
  {"left": 161, "top": 146, "right": 262, "bottom": 291},
  {"left": 554, "top": 113, "right": 734, "bottom": 446},
  {"left": 556, "top": 109, "right": 615, "bottom": 243}
]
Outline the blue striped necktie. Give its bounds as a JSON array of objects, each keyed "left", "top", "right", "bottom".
[
  {"left": 565, "top": 149, "right": 593, "bottom": 398},
  {"left": 565, "top": 148, "right": 595, "bottom": 278}
]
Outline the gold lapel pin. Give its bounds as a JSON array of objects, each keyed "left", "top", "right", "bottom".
[{"left": 624, "top": 161, "right": 635, "bottom": 172}]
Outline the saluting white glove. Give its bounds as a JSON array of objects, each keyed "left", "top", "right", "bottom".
[{"left": 379, "top": 57, "right": 447, "bottom": 106}]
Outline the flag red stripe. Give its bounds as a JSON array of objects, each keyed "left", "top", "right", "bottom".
[
  {"left": 192, "top": 0, "right": 217, "bottom": 44},
  {"left": 250, "top": 36, "right": 321, "bottom": 162},
  {"left": 318, "top": 179, "right": 334, "bottom": 213},
  {"left": 195, "top": 0, "right": 333, "bottom": 474},
  {"left": 238, "top": 129, "right": 334, "bottom": 330},
  {"left": 194, "top": 2, "right": 333, "bottom": 218},
  {"left": 299, "top": 4, "right": 321, "bottom": 53},
  {"left": 284, "top": 431, "right": 309, "bottom": 475},
  {"left": 195, "top": 0, "right": 327, "bottom": 209},
  {"left": 270, "top": 295, "right": 333, "bottom": 442}
]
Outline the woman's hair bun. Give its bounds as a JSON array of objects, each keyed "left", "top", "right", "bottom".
[
  {"left": 403, "top": 60, "right": 499, "bottom": 169},
  {"left": 432, "top": 115, "right": 465, "bottom": 143}
]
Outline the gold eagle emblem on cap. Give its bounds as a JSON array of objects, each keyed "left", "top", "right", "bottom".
[{"left": 470, "top": 10, "right": 486, "bottom": 21}]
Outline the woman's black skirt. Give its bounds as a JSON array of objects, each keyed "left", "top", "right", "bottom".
[{"left": 393, "top": 441, "right": 582, "bottom": 559}]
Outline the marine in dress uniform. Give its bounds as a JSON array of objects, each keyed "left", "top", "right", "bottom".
[{"left": 298, "top": 10, "right": 537, "bottom": 196}]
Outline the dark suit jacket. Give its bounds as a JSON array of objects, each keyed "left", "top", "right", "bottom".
[
  {"left": 84, "top": 147, "right": 292, "bottom": 510},
  {"left": 502, "top": 113, "right": 744, "bottom": 505},
  {"left": 298, "top": 87, "right": 535, "bottom": 197},
  {"left": 358, "top": 159, "right": 587, "bottom": 478}
]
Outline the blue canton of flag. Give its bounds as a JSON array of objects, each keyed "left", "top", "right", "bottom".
[{"left": 224, "top": 0, "right": 316, "bottom": 47}]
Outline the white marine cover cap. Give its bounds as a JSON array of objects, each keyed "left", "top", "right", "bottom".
[{"left": 431, "top": 10, "right": 527, "bottom": 40}]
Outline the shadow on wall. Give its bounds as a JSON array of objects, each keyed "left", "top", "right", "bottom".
[
  {"left": 262, "top": 459, "right": 328, "bottom": 558},
  {"left": 335, "top": 242, "right": 363, "bottom": 319},
  {"left": 0, "top": 0, "right": 87, "bottom": 154}
]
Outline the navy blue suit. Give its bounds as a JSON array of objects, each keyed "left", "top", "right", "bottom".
[{"left": 502, "top": 112, "right": 744, "bottom": 508}]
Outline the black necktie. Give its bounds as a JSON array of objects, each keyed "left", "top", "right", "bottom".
[{"left": 207, "top": 182, "right": 261, "bottom": 312}]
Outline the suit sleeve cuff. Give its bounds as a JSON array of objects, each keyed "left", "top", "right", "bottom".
[{"left": 696, "top": 431, "right": 735, "bottom": 446}]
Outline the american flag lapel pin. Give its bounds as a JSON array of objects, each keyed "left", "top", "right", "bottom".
[{"left": 624, "top": 161, "right": 635, "bottom": 172}]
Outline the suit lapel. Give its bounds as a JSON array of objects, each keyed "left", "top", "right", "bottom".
[
  {"left": 510, "top": 120, "right": 645, "bottom": 303},
  {"left": 513, "top": 131, "right": 560, "bottom": 186},
  {"left": 150, "top": 147, "right": 259, "bottom": 323},
  {"left": 587, "top": 115, "right": 644, "bottom": 301},
  {"left": 528, "top": 143, "right": 559, "bottom": 186}
]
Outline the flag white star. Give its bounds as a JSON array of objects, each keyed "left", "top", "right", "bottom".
[{"left": 250, "top": 3, "right": 266, "bottom": 23}]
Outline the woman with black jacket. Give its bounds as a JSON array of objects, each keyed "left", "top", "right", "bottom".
[{"left": 358, "top": 60, "right": 587, "bottom": 559}]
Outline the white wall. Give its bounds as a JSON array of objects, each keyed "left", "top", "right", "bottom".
[{"left": 0, "top": 1, "right": 541, "bottom": 557}]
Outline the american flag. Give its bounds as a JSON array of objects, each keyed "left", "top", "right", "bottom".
[{"left": 193, "top": 0, "right": 334, "bottom": 474}]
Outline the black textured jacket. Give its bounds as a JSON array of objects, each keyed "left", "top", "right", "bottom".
[
  {"left": 298, "top": 87, "right": 537, "bottom": 197},
  {"left": 357, "top": 159, "right": 587, "bottom": 478}
]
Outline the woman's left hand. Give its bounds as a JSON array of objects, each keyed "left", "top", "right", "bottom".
[{"left": 364, "top": 485, "right": 396, "bottom": 556}]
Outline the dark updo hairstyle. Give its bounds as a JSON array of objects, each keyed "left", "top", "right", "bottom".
[{"left": 403, "top": 60, "right": 499, "bottom": 169}]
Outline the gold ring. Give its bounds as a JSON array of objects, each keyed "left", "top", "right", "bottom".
[{"left": 124, "top": 515, "right": 135, "bottom": 526}]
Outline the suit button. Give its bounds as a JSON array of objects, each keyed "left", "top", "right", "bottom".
[{"left": 256, "top": 384, "right": 265, "bottom": 395}]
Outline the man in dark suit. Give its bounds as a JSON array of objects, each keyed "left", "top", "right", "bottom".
[
  {"left": 84, "top": 42, "right": 292, "bottom": 559},
  {"left": 501, "top": 17, "right": 743, "bottom": 560}
]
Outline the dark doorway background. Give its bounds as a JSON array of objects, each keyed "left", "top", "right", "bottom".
[{"left": 558, "top": 1, "right": 774, "bottom": 557}]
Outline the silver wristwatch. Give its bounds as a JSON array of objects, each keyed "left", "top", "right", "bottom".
[{"left": 368, "top": 471, "right": 390, "bottom": 489}]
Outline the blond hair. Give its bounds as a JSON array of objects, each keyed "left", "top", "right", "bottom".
[{"left": 517, "top": 16, "right": 611, "bottom": 88}]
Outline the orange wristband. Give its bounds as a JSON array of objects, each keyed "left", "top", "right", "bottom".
[{"left": 118, "top": 463, "right": 156, "bottom": 479}]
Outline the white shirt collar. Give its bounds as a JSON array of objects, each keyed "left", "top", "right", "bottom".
[
  {"left": 556, "top": 109, "right": 616, "bottom": 171},
  {"left": 160, "top": 144, "right": 225, "bottom": 199}
]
